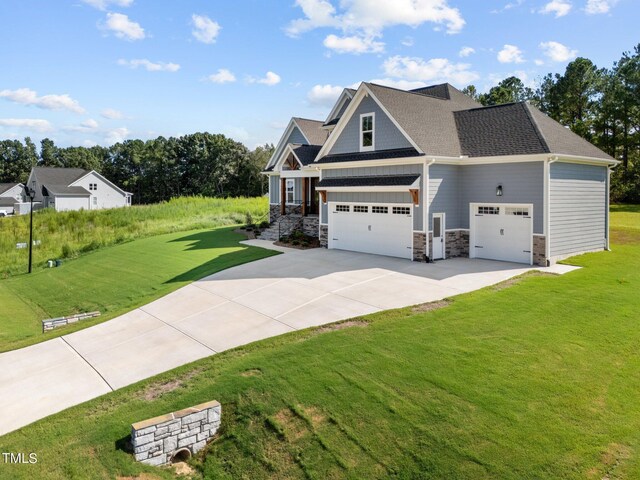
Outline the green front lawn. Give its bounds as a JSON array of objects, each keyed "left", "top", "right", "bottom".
[
  {"left": 0, "top": 228, "right": 277, "bottom": 352},
  {"left": 1, "top": 207, "right": 639, "bottom": 479}
]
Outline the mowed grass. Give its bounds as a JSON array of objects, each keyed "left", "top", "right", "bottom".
[
  {"left": 0, "top": 196, "right": 268, "bottom": 277},
  {"left": 1, "top": 207, "right": 639, "bottom": 479},
  {"left": 0, "top": 228, "right": 277, "bottom": 352}
]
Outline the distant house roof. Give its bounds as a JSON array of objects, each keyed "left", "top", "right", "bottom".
[
  {"left": 0, "top": 198, "right": 16, "bottom": 207},
  {"left": 317, "top": 174, "right": 420, "bottom": 188},
  {"left": 42, "top": 185, "right": 91, "bottom": 196},
  {"left": 32, "top": 167, "right": 89, "bottom": 187},
  {"left": 292, "top": 117, "right": 328, "bottom": 146},
  {"left": 315, "top": 147, "right": 423, "bottom": 164},
  {"left": 0, "top": 183, "right": 21, "bottom": 196}
]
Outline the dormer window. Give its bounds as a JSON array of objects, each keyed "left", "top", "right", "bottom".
[{"left": 360, "top": 113, "right": 374, "bottom": 152}]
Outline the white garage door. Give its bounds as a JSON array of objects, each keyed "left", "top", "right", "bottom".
[
  {"left": 471, "top": 203, "right": 532, "bottom": 264},
  {"left": 328, "top": 202, "right": 413, "bottom": 259}
]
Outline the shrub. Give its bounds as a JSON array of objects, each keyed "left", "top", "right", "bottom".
[{"left": 259, "top": 220, "right": 270, "bottom": 229}]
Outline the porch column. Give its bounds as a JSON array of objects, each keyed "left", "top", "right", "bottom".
[
  {"left": 302, "top": 177, "right": 308, "bottom": 216},
  {"left": 280, "top": 177, "right": 286, "bottom": 215}
]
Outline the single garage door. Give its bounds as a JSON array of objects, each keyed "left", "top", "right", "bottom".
[
  {"left": 470, "top": 203, "right": 532, "bottom": 264},
  {"left": 328, "top": 202, "right": 413, "bottom": 259}
]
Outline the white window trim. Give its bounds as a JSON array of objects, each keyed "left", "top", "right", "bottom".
[
  {"left": 359, "top": 112, "right": 375, "bottom": 153},
  {"left": 286, "top": 178, "right": 295, "bottom": 204}
]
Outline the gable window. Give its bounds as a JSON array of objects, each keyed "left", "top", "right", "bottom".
[
  {"left": 89, "top": 183, "right": 97, "bottom": 191},
  {"left": 286, "top": 179, "right": 295, "bottom": 204},
  {"left": 360, "top": 113, "right": 374, "bottom": 152}
]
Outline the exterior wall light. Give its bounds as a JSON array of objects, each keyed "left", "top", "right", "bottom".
[{"left": 496, "top": 185, "right": 503, "bottom": 197}]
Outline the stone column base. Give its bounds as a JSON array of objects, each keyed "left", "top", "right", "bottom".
[
  {"left": 533, "top": 235, "right": 546, "bottom": 266},
  {"left": 319, "top": 225, "right": 328, "bottom": 248},
  {"left": 413, "top": 232, "right": 427, "bottom": 262}
]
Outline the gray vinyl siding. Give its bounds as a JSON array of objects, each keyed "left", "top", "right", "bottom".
[
  {"left": 288, "top": 126, "right": 307, "bottom": 145},
  {"left": 329, "top": 96, "right": 412, "bottom": 155},
  {"left": 428, "top": 164, "right": 461, "bottom": 230},
  {"left": 269, "top": 175, "right": 280, "bottom": 204},
  {"left": 459, "top": 162, "right": 544, "bottom": 234},
  {"left": 549, "top": 162, "right": 606, "bottom": 257},
  {"left": 322, "top": 164, "right": 423, "bottom": 230}
]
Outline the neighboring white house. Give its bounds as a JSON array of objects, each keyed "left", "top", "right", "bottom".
[
  {"left": 26, "top": 167, "right": 132, "bottom": 212},
  {"left": 0, "top": 183, "right": 23, "bottom": 215}
]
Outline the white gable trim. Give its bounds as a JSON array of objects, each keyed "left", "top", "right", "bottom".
[
  {"left": 273, "top": 144, "right": 304, "bottom": 172},
  {"left": 315, "top": 83, "right": 422, "bottom": 161},
  {"left": 325, "top": 88, "right": 354, "bottom": 124},
  {"left": 70, "top": 170, "right": 129, "bottom": 196},
  {"left": 266, "top": 118, "right": 314, "bottom": 170}
]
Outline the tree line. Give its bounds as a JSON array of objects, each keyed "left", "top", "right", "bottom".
[
  {"left": 463, "top": 44, "right": 640, "bottom": 203},
  {"left": 1, "top": 44, "right": 638, "bottom": 203},
  {"left": 0, "top": 133, "right": 272, "bottom": 204}
]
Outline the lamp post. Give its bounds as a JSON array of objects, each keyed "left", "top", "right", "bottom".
[{"left": 21, "top": 184, "right": 35, "bottom": 274}]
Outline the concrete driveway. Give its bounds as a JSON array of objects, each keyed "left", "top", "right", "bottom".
[{"left": 0, "top": 241, "right": 578, "bottom": 436}]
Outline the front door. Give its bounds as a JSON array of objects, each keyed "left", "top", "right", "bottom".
[{"left": 432, "top": 213, "right": 445, "bottom": 260}]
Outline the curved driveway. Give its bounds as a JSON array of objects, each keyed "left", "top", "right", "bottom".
[{"left": 0, "top": 241, "right": 578, "bottom": 436}]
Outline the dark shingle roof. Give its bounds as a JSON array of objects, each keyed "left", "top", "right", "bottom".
[
  {"left": 317, "top": 174, "right": 420, "bottom": 188},
  {"left": 32, "top": 167, "right": 89, "bottom": 187},
  {"left": 315, "top": 147, "right": 423, "bottom": 164},
  {"left": 291, "top": 144, "right": 322, "bottom": 165},
  {"left": 293, "top": 118, "right": 328, "bottom": 146},
  {"left": 455, "top": 103, "right": 549, "bottom": 157},
  {"left": 0, "top": 198, "right": 16, "bottom": 207},
  {"left": 0, "top": 183, "right": 20, "bottom": 195},
  {"left": 411, "top": 84, "right": 451, "bottom": 100},
  {"left": 454, "top": 102, "right": 615, "bottom": 160},
  {"left": 322, "top": 117, "right": 340, "bottom": 127}
]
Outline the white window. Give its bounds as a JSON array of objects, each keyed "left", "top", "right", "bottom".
[
  {"left": 88, "top": 183, "right": 98, "bottom": 191},
  {"left": 335, "top": 204, "right": 350, "bottom": 212},
  {"left": 506, "top": 206, "right": 529, "bottom": 216},
  {"left": 126, "top": 196, "right": 131, "bottom": 205},
  {"left": 92, "top": 197, "right": 97, "bottom": 206},
  {"left": 392, "top": 206, "right": 411, "bottom": 215},
  {"left": 360, "top": 113, "right": 374, "bottom": 152},
  {"left": 372, "top": 206, "right": 388, "bottom": 214},
  {"left": 353, "top": 205, "right": 368, "bottom": 213},
  {"left": 286, "top": 179, "right": 295, "bottom": 203},
  {"left": 478, "top": 206, "right": 500, "bottom": 215}
]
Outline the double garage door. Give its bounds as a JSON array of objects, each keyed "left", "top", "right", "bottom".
[
  {"left": 470, "top": 203, "right": 533, "bottom": 265},
  {"left": 328, "top": 202, "right": 413, "bottom": 260}
]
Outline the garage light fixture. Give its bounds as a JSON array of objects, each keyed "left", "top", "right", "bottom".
[{"left": 496, "top": 185, "right": 503, "bottom": 197}]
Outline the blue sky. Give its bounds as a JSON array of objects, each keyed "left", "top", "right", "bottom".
[{"left": 0, "top": 0, "right": 637, "bottom": 149}]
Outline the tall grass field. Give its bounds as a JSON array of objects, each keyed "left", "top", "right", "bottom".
[{"left": 0, "top": 196, "right": 268, "bottom": 277}]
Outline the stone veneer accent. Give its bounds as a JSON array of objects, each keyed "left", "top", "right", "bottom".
[
  {"left": 533, "top": 235, "right": 546, "bottom": 266},
  {"left": 427, "top": 232, "right": 433, "bottom": 261},
  {"left": 302, "top": 216, "right": 319, "bottom": 238},
  {"left": 319, "top": 224, "right": 328, "bottom": 248},
  {"left": 269, "top": 204, "right": 301, "bottom": 222},
  {"left": 412, "top": 232, "right": 426, "bottom": 262},
  {"left": 445, "top": 230, "right": 470, "bottom": 258},
  {"left": 131, "top": 400, "right": 221, "bottom": 466}
]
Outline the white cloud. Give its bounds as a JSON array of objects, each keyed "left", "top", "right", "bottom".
[
  {"left": 539, "top": 0, "right": 573, "bottom": 17},
  {"left": 207, "top": 69, "right": 236, "bottom": 84},
  {"left": 105, "top": 127, "right": 130, "bottom": 144},
  {"left": 382, "top": 55, "right": 479, "bottom": 85},
  {"left": 402, "top": 36, "right": 414, "bottom": 47},
  {"left": 81, "top": 0, "right": 133, "bottom": 10},
  {"left": 117, "top": 59, "right": 180, "bottom": 72},
  {"left": 101, "top": 108, "right": 124, "bottom": 119},
  {"left": 103, "top": 13, "right": 145, "bottom": 41},
  {"left": 497, "top": 44, "right": 525, "bottom": 63},
  {"left": 191, "top": 14, "right": 220, "bottom": 44},
  {"left": 491, "top": 0, "right": 524, "bottom": 13},
  {"left": 459, "top": 46, "right": 475, "bottom": 57},
  {"left": 286, "top": 0, "right": 465, "bottom": 55},
  {"left": 0, "top": 88, "right": 85, "bottom": 114},
  {"left": 323, "top": 33, "right": 384, "bottom": 54},
  {"left": 534, "top": 59, "right": 545, "bottom": 66},
  {"left": 0, "top": 118, "right": 53, "bottom": 133},
  {"left": 82, "top": 118, "right": 99, "bottom": 129},
  {"left": 307, "top": 84, "right": 344, "bottom": 106},
  {"left": 539, "top": 40, "right": 578, "bottom": 62},
  {"left": 249, "top": 71, "right": 281, "bottom": 86},
  {"left": 585, "top": 0, "right": 618, "bottom": 14}
]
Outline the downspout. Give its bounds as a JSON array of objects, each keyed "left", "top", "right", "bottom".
[
  {"left": 424, "top": 159, "right": 436, "bottom": 261},
  {"left": 545, "top": 156, "right": 558, "bottom": 264}
]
